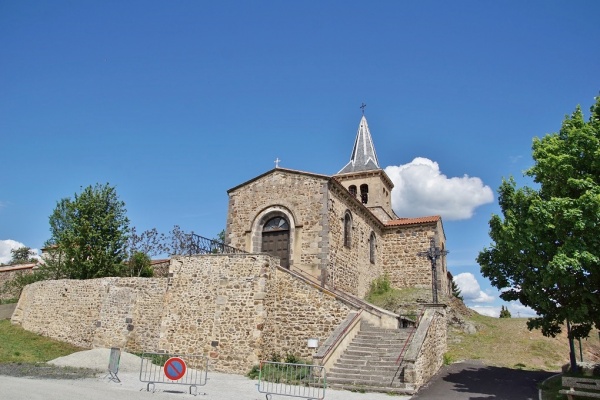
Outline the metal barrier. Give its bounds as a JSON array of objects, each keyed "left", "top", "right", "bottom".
[
  {"left": 257, "top": 361, "right": 326, "bottom": 400},
  {"left": 107, "top": 347, "right": 121, "bottom": 382},
  {"left": 139, "top": 352, "right": 208, "bottom": 395}
]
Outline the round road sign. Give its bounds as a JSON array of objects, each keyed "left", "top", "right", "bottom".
[{"left": 164, "top": 357, "right": 187, "bottom": 381}]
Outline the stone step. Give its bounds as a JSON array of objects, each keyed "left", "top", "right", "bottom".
[
  {"left": 338, "top": 350, "right": 400, "bottom": 361},
  {"left": 327, "top": 371, "right": 398, "bottom": 385},
  {"left": 325, "top": 322, "right": 414, "bottom": 394},
  {"left": 335, "top": 356, "right": 399, "bottom": 365},
  {"left": 352, "top": 337, "right": 409, "bottom": 344},
  {"left": 331, "top": 365, "right": 400, "bottom": 374},
  {"left": 326, "top": 382, "right": 415, "bottom": 395},
  {"left": 326, "top": 375, "right": 408, "bottom": 389}
]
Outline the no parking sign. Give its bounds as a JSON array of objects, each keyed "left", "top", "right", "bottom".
[{"left": 163, "top": 357, "right": 187, "bottom": 381}]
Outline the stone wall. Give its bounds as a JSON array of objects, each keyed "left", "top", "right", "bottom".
[
  {"left": 381, "top": 221, "right": 450, "bottom": 298},
  {"left": 261, "top": 267, "right": 353, "bottom": 361},
  {"left": 13, "top": 277, "right": 167, "bottom": 350},
  {"left": 12, "top": 254, "right": 356, "bottom": 374},
  {"left": 326, "top": 183, "right": 384, "bottom": 298},
  {"left": 0, "top": 264, "right": 35, "bottom": 300},
  {"left": 412, "top": 306, "right": 447, "bottom": 387},
  {"left": 402, "top": 305, "right": 447, "bottom": 388}
]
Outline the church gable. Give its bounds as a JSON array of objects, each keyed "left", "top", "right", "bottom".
[{"left": 226, "top": 168, "right": 330, "bottom": 276}]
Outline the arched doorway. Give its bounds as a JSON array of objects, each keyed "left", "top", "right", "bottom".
[{"left": 262, "top": 216, "right": 290, "bottom": 268}]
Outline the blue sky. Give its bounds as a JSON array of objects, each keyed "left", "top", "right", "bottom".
[{"left": 1, "top": 1, "right": 599, "bottom": 317}]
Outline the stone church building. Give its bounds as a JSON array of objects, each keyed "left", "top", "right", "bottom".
[
  {"left": 225, "top": 115, "right": 451, "bottom": 300},
  {"left": 10, "top": 114, "right": 453, "bottom": 394}
]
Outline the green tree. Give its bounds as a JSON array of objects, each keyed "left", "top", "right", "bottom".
[
  {"left": 9, "top": 247, "right": 38, "bottom": 264},
  {"left": 126, "top": 251, "right": 153, "bottom": 277},
  {"left": 499, "top": 305, "right": 511, "bottom": 318},
  {"left": 46, "top": 183, "right": 130, "bottom": 279},
  {"left": 477, "top": 95, "right": 600, "bottom": 372},
  {"left": 451, "top": 279, "right": 463, "bottom": 301}
]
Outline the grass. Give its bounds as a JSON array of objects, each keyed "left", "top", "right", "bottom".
[
  {"left": 538, "top": 374, "right": 563, "bottom": 400},
  {"left": 444, "top": 313, "right": 599, "bottom": 371},
  {"left": 0, "top": 320, "right": 85, "bottom": 364}
]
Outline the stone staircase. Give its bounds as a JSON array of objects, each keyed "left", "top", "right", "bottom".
[{"left": 326, "top": 321, "right": 415, "bottom": 394}]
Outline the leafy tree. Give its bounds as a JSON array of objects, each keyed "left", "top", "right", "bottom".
[
  {"left": 126, "top": 251, "right": 153, "bottom": 277},
  {"left": 477, "top": 95, "right": 600, "bottom": 372},
  {"left": 46, "top": 183, "right": 130, "bottom": 279},
  {"left": 499, "top": 305, "right": 511, "bottom": 318},
  {"left": 9, "top": 247, "right": 38, "bottom": 264},
  {"left": 451, "top": 279, "right": 463, "bottom": 301},
  {"left": 215, "top": 229, "right": 226, "bottom": 243}
]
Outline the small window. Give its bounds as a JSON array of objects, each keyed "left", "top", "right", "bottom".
[
  {"left": 344, "top": 212, "right": 352, "bottom": 248},
  {"left": 369, "top": 232, "right": 376, "bottom": 264},
  {"left": 263, "top": 217, "right": 289, "bottom": 231},
  {"left": 360, "top": 184, "right": 369, "bottom": 204},
  {"left": 349, "top": 185, "right": 357, "bottom": 197}
]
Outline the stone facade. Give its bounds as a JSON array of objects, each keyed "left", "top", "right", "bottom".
[
  {"left": 12, "top": 254, "right": 356, "bottom": 374},
  {"left": 381, "top": 219, "right": 448, "bottom": 296},
  {"left": 226, "top": 167, "right": 450, "bottom": 300}
]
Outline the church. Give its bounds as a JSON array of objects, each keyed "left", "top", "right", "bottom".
[
  {"left": 225, "top": 114, "right": 451, "bottom": 301},
  {"left": 10, "top": 113, "right": 453, "bottom": 394}
]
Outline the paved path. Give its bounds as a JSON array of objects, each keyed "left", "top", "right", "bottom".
[
  {"left": 411, "top": 360, "right": 555, "bottom": 400},
  {"left": 0, "top": 371, "right": 412, "bottom": 400}
]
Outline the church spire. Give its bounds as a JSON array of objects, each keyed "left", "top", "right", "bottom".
[{"left": 337, "top": 115, "right": 381, "bottom": 174}]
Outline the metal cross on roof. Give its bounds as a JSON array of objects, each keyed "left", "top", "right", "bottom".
[
  {"left": 274, "top": 157, "right": 281, "bottom": 168},
  {"left": 417, "top": 238, "right": 449, "bottom": 304},
  {"left": 360, "top": 102, "right": 367, "bottom": 115}
]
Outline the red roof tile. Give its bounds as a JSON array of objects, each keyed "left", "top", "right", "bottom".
[{"left": 385, "top": 216, "right": 441, "bottom": 226}]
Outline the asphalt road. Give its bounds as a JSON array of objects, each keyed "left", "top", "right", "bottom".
[{"left": 411, "top": 360, "right": 556, "bottom": 400}]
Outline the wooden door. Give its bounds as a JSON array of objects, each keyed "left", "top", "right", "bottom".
[{"left": 262, "top": 217, "right": 290, "bottom": 268}]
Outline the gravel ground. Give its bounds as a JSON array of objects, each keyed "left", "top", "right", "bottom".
[{"left": 0, "top": 349, "right": 412, "bottom": 400}]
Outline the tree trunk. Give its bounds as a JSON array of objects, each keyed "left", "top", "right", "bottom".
[{"left": 567, "top": 320, "right": 578, "bottom": 373}]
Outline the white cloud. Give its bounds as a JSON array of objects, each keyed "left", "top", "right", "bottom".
[
  {"left": 0, "top": 239, "right": 41, "bottom": 264},
  {"left": 454, "top": 272, "right": 494, "bottom": 304},
  {"left": 506, "top": 302, "right": 538, "bottom": 318},
  {"left": 384, "top": 158, "right": 494, "bottom": 220},
  {"left": 471, "top": 306, "right": 502, "bottom": 317},
  {"left": 470, "top": 302, "right": 538, "bottom": 318}
]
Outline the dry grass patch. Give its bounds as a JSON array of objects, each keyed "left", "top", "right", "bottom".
[{"left": 446, "top": 313, "right": 600, "bottom": 371}]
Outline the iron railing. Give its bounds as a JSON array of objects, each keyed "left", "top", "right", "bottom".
[{"left": 175, "top": 233, "right": 246, "bottom": 256}]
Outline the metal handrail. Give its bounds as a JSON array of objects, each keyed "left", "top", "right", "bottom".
[
  {"left": 186, "top": 234, "right": 246, "bottom": 256},
  {"left": 396, "top": 309, "right": 425, "bottom": 365}
]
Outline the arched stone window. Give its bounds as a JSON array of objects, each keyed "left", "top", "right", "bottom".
[
  {"left": 369, "top": 232, "right": 376, "bottom": 264},
  {"left": 360, "top": 184, "right": 369, "bottom": 204},
  {"left": 348, "top": 185, "right": 357, "bottom": 197},
  {"left": 262, "top": 216, "right": 290, "bottom": 268},
  {"left": 344, "top": 211, "right": 352, "bottom": 248}
]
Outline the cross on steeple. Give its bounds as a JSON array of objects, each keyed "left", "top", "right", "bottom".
[
  {"left": 360, "top": 102, "right": 367, "bottom": 115},
  {"left": 274, "top": 157, "right": 281, "bottom": 168}
]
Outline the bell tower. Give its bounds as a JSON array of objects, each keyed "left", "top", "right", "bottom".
[{"left": 335, "top": 115, "right": 396, "bottom": 222}]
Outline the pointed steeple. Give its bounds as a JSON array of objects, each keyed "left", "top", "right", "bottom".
[{"left": 338, "top": 115, "right": 380, "bottom": 174}]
